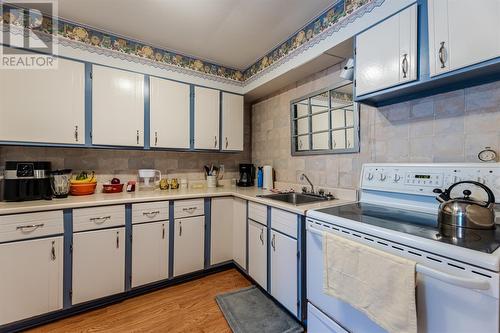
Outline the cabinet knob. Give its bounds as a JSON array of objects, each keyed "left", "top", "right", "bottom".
[
  {"left": 214, "top": 136, "right": 218, "bottom": 148},
  {"left": 154, "top": 132, "right": 158, "bottom": 146},
  {"left": 74, "top": 125, "right": 79, "bottom": 142},
  {"left": 438, "top": 42, "right": 447, "bottom": 68},
  {"left": 259, "top": 228, "right": 264, "bottom": 245},
  {"left": 162, "top": 224, "right": 165, "bottom": 239},
  {"left": 179, "top": 221, "right": 183, "bottom": 237},
  {"left": 225, "top": 137, "right": 228, "bottom": 149},
  {"left": 116, "top": 231, "right": 120, "bottom": 249},
  {"left": 136, "top": 130, "right": 140, "bottom": 145},
  {"left": 271, "top": 233, "right": 276, "bottom": 251}
]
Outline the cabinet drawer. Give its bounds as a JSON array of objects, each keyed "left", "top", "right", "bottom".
[
  {"left": 248, "top": 201, "right": 267, "bottom": 225},
  {"left": 0, "top": 211, "right": 63, "bottom": 243},
  {"left": 73, "top": 205, "right": 125, "bottom": 232},
  {"left": 271, "top": 208, "right": 298, "bottom": 239},
  {"left": 174, "top": 199, "right": 204, "bottom": 218},
  {"left": 132, "top": 201, "right": 169, "bottom": 224}
]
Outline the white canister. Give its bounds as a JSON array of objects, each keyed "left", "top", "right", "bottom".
[
  {"left": 207, "top": 175, "right": 218, "bottom": 188},
  {"left": 263, "top": 165, "right": 273, "bottom": 189}
]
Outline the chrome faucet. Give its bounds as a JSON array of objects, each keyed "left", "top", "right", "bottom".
[{"left": 300, "top": 173, "right": 314, "bottom": 194}]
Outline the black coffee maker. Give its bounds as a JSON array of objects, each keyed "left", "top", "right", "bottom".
[{"left": 237, "top": 164, "right": 255, "bottom": 187}]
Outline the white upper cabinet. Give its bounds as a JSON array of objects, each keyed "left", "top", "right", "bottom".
[
  {"left": 0, "top": 54, "right": 85, "bottom": 144},
  {"left": 221, "top": 92, "right": 244, "bottom": 151},
  {"left": 428, "top": 0, "right": 500, "bottom": 77},
  {"left": 194, "top": 86, "right": 220, "bottom": 150},
  {"left": 150, "top": 77, "right": 190, "bottom": 149},
  {"left": 92, "top": 65, "right": 144, "bottom": 147},
  {"left": 355, "top": 4, "right": 417, "bottom": 95}
]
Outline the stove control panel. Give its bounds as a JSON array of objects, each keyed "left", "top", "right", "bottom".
[{"left": 361, "top": 163, "right": 500, "bottom": 202}]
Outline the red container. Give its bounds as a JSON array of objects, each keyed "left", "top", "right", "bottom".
[
  {"left": 102, "top": 183, "right": 124, "bottom": 194},
  {"left": 70, "top": 182, "right": 97, "bottom": 196}
]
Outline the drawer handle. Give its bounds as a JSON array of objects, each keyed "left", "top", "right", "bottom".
[
  {"left": 259, "top": 228, "right": 264, "bottom": 245},
  {"left": 51, "top": 241, "right": 56, "bottom": 261},
  {"left": 271, "top": 233, "right": 276, "bottom": 251},
  {"left": 16, "top": 223, "right": 45, "bottom": 232},
  {"left": 90, "top": 216, "right": 111, "bottom": 223},
  {"left": 143, "top": 210, "right": 160, "bottom": 218},
  {"left": 182, "top": 207, "right": 197, "bottom": 214}
]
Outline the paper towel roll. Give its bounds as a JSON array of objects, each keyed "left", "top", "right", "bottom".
[{"left": 263, "top": 165, "right": 273, "bottom": 190}]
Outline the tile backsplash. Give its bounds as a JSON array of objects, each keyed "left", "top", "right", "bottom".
[{"left": 252, "top": 63, "right": 500, "bottom": 190}]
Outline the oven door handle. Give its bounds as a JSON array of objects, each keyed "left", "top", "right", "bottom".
[
  {"left": 416, "top": 264, "right": 490, "bottom": 290},
  {"left": 307, "top": 225, "right": 325, "bottom": 236}
]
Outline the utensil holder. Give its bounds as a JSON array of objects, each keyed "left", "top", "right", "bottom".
[{"left": 207, "top": 175, "right": 217, "bottom": 188}]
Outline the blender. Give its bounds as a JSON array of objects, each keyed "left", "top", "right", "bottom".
[
  {"left": 50, "top": 169, "right": 72, "bottom": 198},
  {"left": 137, "top": 169, "right": 161, "bottom": 191}
]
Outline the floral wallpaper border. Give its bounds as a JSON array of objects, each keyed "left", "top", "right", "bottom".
[{"left": 0, "top": 0, "right": 381, "bottom": 85}]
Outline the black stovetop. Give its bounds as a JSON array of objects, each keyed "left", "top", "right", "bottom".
[{"left": 316, "top": 202, "right": 500, "bottom": 254}]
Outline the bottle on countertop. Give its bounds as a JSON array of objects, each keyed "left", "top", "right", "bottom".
[{"left": 257, "top": 167, "right": 263, "bottom": 188}]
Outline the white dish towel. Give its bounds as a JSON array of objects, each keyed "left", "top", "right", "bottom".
[{"left": 323, "top": 233, "right": 417, "bottom": 333}]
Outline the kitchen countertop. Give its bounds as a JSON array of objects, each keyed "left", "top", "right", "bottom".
[{"left": 0, "top": 186, "right": 357, "bottom": 216}]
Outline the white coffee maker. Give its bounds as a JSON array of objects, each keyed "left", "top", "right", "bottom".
[{"left": 137, "top": 169, "right": 161, "bottom": 191}]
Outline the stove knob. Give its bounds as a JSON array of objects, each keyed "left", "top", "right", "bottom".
[
  {"left": 379, "top": 173, "right": 387, "bottom": 181},
  {"left": 367, "top": 173, "right": 374, "bottom": 180},
  {"left": 394, "top": 174, "right": 401, "bottom": 182}
]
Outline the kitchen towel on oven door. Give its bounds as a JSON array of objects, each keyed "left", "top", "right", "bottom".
[{"left": 323, "top": 233, "right": 417, "bottom": 333}]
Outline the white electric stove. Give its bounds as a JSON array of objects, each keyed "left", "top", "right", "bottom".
[{"left": 306, "top": 163, "right": 500, "bottom": 333}]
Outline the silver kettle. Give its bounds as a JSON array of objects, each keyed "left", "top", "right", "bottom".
[{"left": 433, "top": 181, "right": 496, "bottom": 239}]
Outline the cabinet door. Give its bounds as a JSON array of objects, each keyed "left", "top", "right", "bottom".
[
  {"left": 132, "top": 221, "right": 169, "bottom": 288},
  {"left": 221, "top": 92, "right": 244, "bottom": 151},
  {"left": 428, "top": 0, "right": 500, "bottom": 76},
  {"left": 211, "top": 197, "right": 233, "bottom": 265},
  {"left": 248, "top": 220, "right": 267, "bottom": 289},
  {"left": 173, "top": 216, "right": 205, "bottom": 276},
  {"left": 194, "top": 86, "right": 220, "bottom": 150},
  {"left": 92, "top": 65, "right": 144, "bottom": 147},
  {"left": 270, "top": 231, "right": 298, "bottom": 316},
  {"left": 72, "top": 228, "right": 125, "bottom": 304},
  {"left": 150, "top": 77, "right": 190, "bottom": 149},
  {"left": 233, "top": 198, "right": 247, "bottom": 269},
  {"left": 0, "top": 53, "right": 85, "bottom": 145},
  {"left": 355, "top": 4, "right": 417, "bottom": 95},
  {"left": 0, "top": 237, "right": 63, "bottom": 325}
]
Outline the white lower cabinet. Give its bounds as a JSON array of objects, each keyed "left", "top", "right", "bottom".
[
  {"left": 174, "top": 216, "right": 205, "bottom": 276},
  {"left": 233, "top": 198, "right": 247, "bottom": 269},
  {"left": 132, "top": 221, "right": 169, "bottom": 288},
  {"left": 248, "top": 219, "right": 267, "bottom": 289},
  {"left": 270, "top": 230, "right": 298, "bottom": 316},
  {"left": 211, "top": 197, "right": 234, "bottom": 265},
  {"left": 72, "top": 228, "right": 125, "bottom": 304},
  {"left": 0, "top": 237, "right": 63, "bottom": 325}
]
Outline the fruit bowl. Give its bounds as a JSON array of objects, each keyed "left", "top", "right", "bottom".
[
  {"left": 70, "top": 182, "right": 97, "bottom": 196},
  {"left": 102, "top": 183, "right": 124, "bottom": 194}
]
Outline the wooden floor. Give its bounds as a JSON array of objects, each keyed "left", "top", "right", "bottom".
[{"left": 28, "top": 269, "right": 252, "bottom": 333}]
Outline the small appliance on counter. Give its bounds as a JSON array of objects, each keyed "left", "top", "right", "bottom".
[
  {"left": 138, "top": 169, "right": 161, "bottom": 191},
  {"left": 237, "top": 164, "right": 255, "bottom": 187},
  {"left": 2, "top": 161, "right": 52, "bottom": 201},
  {"left": 262, "top": 165, "right": 274, "bottom": 189},
  {"left": 50, "top": 169, "right": 72, "bottom": 198}
]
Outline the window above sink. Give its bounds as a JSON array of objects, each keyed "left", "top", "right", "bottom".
[{"left": 290, "top": 82, "right": 359, "bottom": 156}]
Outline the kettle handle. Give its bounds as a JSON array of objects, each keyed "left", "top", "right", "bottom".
[{"left": 446, "top": 181, "right": 496, "bottom": 207}]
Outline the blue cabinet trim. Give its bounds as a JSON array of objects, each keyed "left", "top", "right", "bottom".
[
  {"left": 125, "top": 204, "right": 133, "bottom": 291},
  {"left": 63, "top": 209, "right": 73, "bottom": 309}
]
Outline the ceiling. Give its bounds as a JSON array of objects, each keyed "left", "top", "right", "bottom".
[{"left": 57, "top": 0, "right": 336, "bottom": 70}]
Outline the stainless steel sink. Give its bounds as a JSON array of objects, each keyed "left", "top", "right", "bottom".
[{"left": 258, "top": 192, "right": 334, "bottom": 205}]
